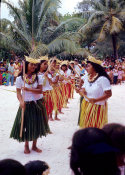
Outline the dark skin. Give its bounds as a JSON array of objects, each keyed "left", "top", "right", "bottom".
[
  {"left": 17, "top": 63, "right": 43, "bottom": 154},
  {"left": 76, "top": 63, "right": 112, "bottom": 103}
]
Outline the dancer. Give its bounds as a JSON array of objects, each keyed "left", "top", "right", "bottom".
[
  {"left": 39, "top": 56, "right": 54, "bottom": 121},
  {"left": 45, "top": 58, "right": 60, "bottom": 120},
  {"left": 60, "top": 61, "right": 72, "bottom": 104},
  {"left": 10, "top": 56, "right": 50, "bottom": 154},
  {"left": 78, "top": 56, "right": 112, "bottom": 128}
]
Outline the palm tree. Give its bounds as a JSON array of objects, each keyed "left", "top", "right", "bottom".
[
  {"left": 79, "top": 0, "right": 125, "bottom": 59},
  {"left": 1, "top": 0, "right": 83, "bottom": 58}
]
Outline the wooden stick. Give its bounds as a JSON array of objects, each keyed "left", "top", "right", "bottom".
[
  {"left": 51, "top": 66, "right": 71, "bottom": 82},
  {"left": 20, "top": 61, "right": 25, "bottom": 138},
  {"left": 69, "top": 63, "right": 80, "bottom": 77}
]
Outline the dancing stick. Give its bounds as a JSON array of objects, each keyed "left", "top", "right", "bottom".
[
  {"left": 69, "top": 63, "right": 90, "bottom": 100},
  {"left": 50, "top": 66, "right": 71, "bottom": 82},
  {"left": 69, "top": 63, "right": 80, "bottom": 77},
  {"left": 20, "top": 61, "right": 26, "bottom": 138}
]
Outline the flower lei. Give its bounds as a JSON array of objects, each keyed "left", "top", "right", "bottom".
[
  {"left": 25, "top": 74, "right": 36, "bottom": 85},
  {"left": 88, "top": 73, "right": 99, "bottom": 83},
  {"left": 49, "top": 70, "right": 57, "bottom": 78}
]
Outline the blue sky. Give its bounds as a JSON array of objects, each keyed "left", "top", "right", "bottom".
[{"left": 1, "top": 0, "right": 82, "bottom": 21}]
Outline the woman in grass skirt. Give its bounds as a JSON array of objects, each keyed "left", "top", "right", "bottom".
[
  {"left": 38, "top": 56, "right": 54, "bottom": 121},
  {"left": 77, "top": 56, "right": 112, "bottom": 128},
  {"left": 10, "top": 57, "right": 50, "bottom": 154}
]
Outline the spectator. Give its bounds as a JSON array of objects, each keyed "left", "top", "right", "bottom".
[
  {"left": 113, "top": 65, "right": 118, "bottom": 84},
  {"left": 102, "top": 123, "right": 125, "bottom": 175},
  {"left": 6, "top": 62, "right": 14, "bottom": 86},
  {"left": 25, "top": 160, "right": 50, "bottom": 175},
  {"left": 118, "top": 67, "right": 124, "bottom": 85},
  {"left": 70, "top": 127, "right": 120, "bottom": 175},
  {"left": 0, "top": 159, "right": 26, "bottom": 175}
]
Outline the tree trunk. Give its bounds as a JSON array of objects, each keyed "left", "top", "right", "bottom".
[{"left": 112, "top": 34, "right": 118, "bottom": 60}]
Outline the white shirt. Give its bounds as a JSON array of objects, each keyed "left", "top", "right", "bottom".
[
  {"left": 8, "top": 65, "right": 14, "bottom": 74},
  {"left": 60, "top": 69, "right": 71, "bottom": 84},
  {"left": 48, "top": 72, "right": 59, "bottom": 82},
  {"left": 16, "top": 75, "right": 43, "bottom": 102},
  {"left": 113, "top": 68, "right": 118, "bottom": 76},
  {"left": 39, "top": 73, "right": 53, "bottom": 91},
  {"left": 74, "top": 65, "right": 81, "bottom": 76},
  {"left": 82, "top": 76, "right": 111, "bottom": 105}
]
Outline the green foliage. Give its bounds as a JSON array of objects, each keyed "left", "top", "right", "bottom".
[
  {"left": 78, "top": 0, "right": 125, "bottom": 58},
  {"left": 1, "top": 0, "right": 83, "bottom": 58}
]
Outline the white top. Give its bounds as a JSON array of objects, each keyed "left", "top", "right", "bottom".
[
  {"left": 8, "top": 65, "right": 14, "bottom": 74},
  {"left": 74, "top": 65, "right": 81, "bottom": 76},
  {"left": 82, "top": 76, "right": 111, "bottom": 105},
  {"left": 60, "top": 69, "right": 71, "bottom": 84},
  {"left": 113, "top": 68, "right": 118, "bottom": 76},
  {"left": 39, "top": 73, "right": 53, "bottom": 91},
  {"left": 48, "top": 72, "right": 59, "bottom": 82},
  {"left": 16, "top": 75, "right": 43, "bottom": 102}
]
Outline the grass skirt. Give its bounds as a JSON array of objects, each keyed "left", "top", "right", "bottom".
[
  {"left": 79, "top": 99, "right": 108, "bottom": 128},
  {"left": 10, "top": 98, "right": 50, "bottom": 142},
  {"left": 43, "top": 90, "right": 54, "bottom": 116}
]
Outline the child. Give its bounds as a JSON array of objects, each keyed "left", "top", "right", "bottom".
[{"left": 118, "top": 67, "right": 124, "bottom": 85}]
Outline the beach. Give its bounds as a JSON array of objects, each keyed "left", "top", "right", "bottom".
[{"left": 0, "top": 84, "right": 125, "bottom": 175}]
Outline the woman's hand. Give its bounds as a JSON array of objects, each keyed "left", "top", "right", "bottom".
[
  {"left": 80, "top": 88, "right": 87, "bottom": 96},
  {"left": 75, "top": 87, "right": 80, "bottom": 93},
  {"left": 20, "top": 100, "right": 25, "bottom": 109},
  {"left": 22, "top": 87, "right": 31, "bottom": 91},
  {"left": 89, "top": 98, "right": 97, "bottom": 104}
]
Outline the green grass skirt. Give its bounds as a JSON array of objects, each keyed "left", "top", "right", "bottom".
[{"left": 10, "top": 98, "right": 50, "bottom": 142}]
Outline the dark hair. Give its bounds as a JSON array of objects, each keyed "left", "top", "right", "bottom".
[
  {"left": 18, "top": 61, "right": 38, "bottom": 82},
  {"left": 102, "top": 123, "right": 125, "bottom": 154},
  {"left": 37, "top": 60, "right": 47, "bottom": 72},
  {"left": 87, "top": 61, "right": 111, "bottom": 82},
  {"left": 25, "top": 160, "right": 49, "bottom": 175},
  {"left": 61, "top": 64, "right": 67, "bottom": 70},
  {"left": 50, "top": 59, "right": 56, "bottom": 64},
  {"left": 70, "top": 128, "right": 120, "bottom": 175},
  {"left": 0, "top": 159, "right": 26, "bottom": 175},
  {"left": 10, "top": 62, "right": 13, "bottom": 65}
]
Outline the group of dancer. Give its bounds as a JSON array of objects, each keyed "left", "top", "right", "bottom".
[
  {"left": 10, "top": 56, "right": 77, "bottom": 154},
  {"left": 10, "top": 55, "right": 112, "bottom": 154}
]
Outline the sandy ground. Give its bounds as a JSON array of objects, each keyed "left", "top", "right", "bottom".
[{"left": 0, "top": 84, "right": 125, "bottom": 175}]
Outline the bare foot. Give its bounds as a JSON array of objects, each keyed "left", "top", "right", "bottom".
[
  {"left": 55, "top": 117, "right": 61, "bottom": 121},
  {"left": 59, "top": 111, "right": 64, "bottom": 114},
  {"left": 49, "top": 131, "right": 53, "bottom": 134},
  {"left": 32, "top": 146, "right": 42, "bottom": 153},
  {"left": 49, "top": 118, "right": 54, "bottom": 121},
  {"left": 24, "top": 146, "right": 30, "bottom": 154}
]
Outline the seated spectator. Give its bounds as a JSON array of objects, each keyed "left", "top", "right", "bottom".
[
  {"left": 25, "top": 160, "right": 50, "bottom": 175},
  {"left": 0, "top": 72, "right": 2, "bottom": 85},
  {"left": 70, "top": 127, "right": 120, "bottom": 175},
  {"left": 102, "top": 123, "right": 125, "bottom": 175},
  {"left": 0, "top": 159, "right": 26, "bottom": 175}
]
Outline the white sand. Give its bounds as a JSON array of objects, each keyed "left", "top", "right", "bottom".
[{"left": 0, "top": 84, "right": 125, "bottom": 174}]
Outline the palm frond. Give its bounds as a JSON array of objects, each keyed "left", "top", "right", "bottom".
[
  {"left": 46, "top": 18, "right": 83, "bottom": 43},
  {"left": 98, "top": 20, "right": 110, "bottom": 41},
  {"left": 48, "top": 36, "right": 77, "bottom": 55},
  {"left": 0, "top": 32, "right": 28, "bottom": 53},
  {"left": 110, "top": 16, "right": 123, "bottom": 34},
  {"left": 29, "top": 43, "right": 48, "bottom": 58},
  {"left": 2, "top": 0, "right": 28, "bottom": 35},
  {"left": 36, "top": 0, "right": 61, "bottom": 38},
  {"left": 4, "top": 19, "right": 32, "bottom": 49}
]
